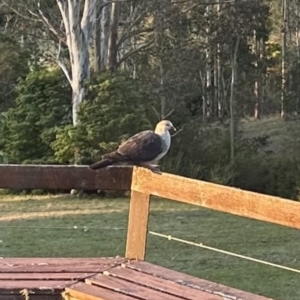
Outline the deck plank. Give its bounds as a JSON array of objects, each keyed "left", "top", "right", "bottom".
[
  {"left": 86, "top": 274, "right": 220, "bottom": 300},
  {"left": 0, "top": 272, "right": 94, "bottom": 280},
  {"left": 0, "top": 279, "right": 75, "bottom": 291},
  {"left": 105, "top": 266, "right": 223, "bottom": 300},
  {"left": 65, "top": 282, "right": 135, "bottom": 300},
  {"left": 0, "top": 265, "right": 110, "bottom": 273},
  {"left": 0, "top": 257, "right": 126, "bottom": 273},
  {"left": 122, "top": 261, "right": 273, "bottom": 300},
  {"left": 0, "top": 257, "right": 125, "bottom": 265}
]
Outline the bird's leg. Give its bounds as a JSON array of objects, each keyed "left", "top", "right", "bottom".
[{"left": 149, "top": 164, "right": 162, "bottom": 174}]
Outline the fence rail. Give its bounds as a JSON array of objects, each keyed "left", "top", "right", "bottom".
[
  {"left": 0, "top": 164, "right": 300, "bottom": 260},
  {"left": 0, "top": 164, "right": 132, "bottom": 191}
]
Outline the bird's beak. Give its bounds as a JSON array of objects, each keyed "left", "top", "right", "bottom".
[{"left": 172, "top": 125, "right": 176, "bottom": 131}]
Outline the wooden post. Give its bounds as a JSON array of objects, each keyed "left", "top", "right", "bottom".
[{"left": 125, "top": 190, "right": 151, "bottom": 260}]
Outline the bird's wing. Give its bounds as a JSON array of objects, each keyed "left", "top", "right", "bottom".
[{"left": 117, "top": 130, "right": 163, "bottom": 162}]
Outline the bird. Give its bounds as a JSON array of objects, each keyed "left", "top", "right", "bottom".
[{"left": 89, "top": 120, "right": 176, "bottom": 173}]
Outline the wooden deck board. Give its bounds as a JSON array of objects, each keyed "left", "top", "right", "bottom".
[
  {"left": 0, "top": 257, "right": 273, "bottom": 300},
  {"left": 122, "top": 260, "right": 273, "bottom": 300},
  {"left": 0, "top": 257, "right": 126, "bottom": 273},
  {"left": 87, "top": 273, "right": 220, "bottom": 300},
  {"left": 0, "top": 280, "right": 75, "bottom": 290},
  {"left": 0, "top": 272, "right": 95, "bottom": 280},
  {"left": 0, "top": 257, "right": 125, "bottom": 265},
  {"left": 104, "top": 266, "right": 222, "bottom": 300},
  {"left": 65, "top": 282, "right": 135, "bottom": 300}
]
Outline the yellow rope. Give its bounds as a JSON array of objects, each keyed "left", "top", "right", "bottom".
[{"left": 148, "top": 231, "right": 300, "bottom": 274}]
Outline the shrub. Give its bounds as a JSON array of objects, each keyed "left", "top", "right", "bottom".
[{"left": 0, "top": 67, "right": 72, "bottom": 163}]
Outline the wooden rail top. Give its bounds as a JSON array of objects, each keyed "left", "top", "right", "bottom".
[{"left": 0, "top": 164, "right": 132, "bottom": 190}]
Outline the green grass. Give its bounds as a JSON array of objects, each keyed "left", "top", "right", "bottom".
[{"left": 1, "top": 194, "right": 300, "bottom": 300}]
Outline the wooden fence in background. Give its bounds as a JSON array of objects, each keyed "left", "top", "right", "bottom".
[{"left": 1, "top": 164, "right": 300, "bottom": 261}]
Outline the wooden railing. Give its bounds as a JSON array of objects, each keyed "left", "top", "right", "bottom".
[{"left": 1, "top": 164, "right": 300, "bottom": 261}]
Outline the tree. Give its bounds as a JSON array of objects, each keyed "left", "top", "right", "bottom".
[
  {"left": 56, "top": 0, "right": 97, "bottom": 125},
  {"left": 1, "top": 0, "right": 97, "bottom": 125},
  {"left": 281, "top": 0, "right": 287, "bottom": 118}
]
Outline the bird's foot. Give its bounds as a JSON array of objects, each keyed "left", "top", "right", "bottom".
[{"left": 148, "top": 164, "right": 162, "bottom": 174}]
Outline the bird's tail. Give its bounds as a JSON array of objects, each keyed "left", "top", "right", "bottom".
[{"left": 89, "top": 158, "right": 116, "bottom": 170}]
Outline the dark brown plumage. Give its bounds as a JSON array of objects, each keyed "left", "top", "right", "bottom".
[{"left": 89, "top": 120, "right": 176, "bottom": 172}]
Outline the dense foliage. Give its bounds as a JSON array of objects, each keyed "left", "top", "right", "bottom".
[{"left": 0, "top": 67, "right": 72, "bottom": 164}]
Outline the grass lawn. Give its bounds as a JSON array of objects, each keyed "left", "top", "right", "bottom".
[{"left": 0, "top": 194, "right": 300, "bottom": 300}]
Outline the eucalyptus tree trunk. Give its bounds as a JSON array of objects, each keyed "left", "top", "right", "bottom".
[
  {"left": 107, "top": 0, "right": 120, "bottom": 71},
  {"left": 260, "top": 38, "right": 266, "bottom": 116},
  {"left": 130, "top": 1, "right": 137, "bottom": 78},
  {"left": 253, "top": 29, "right": 260, "bottom": 119},
  {"left": 281, "top": 0, "right": 287, "bottom": 118},
  {"left": 205, "top": 3, "right": 212, "bottom": 119},
  {"left": 94, "top": 1, "right": 102, "bottom": 73},
  {"left": 230, "top": 38, "right": 239, "bottom": 164},
  {"left": 296, "top": 5, "right": 300, "bottom": 113},
  {"left": 216, "top": 0, "right": 222, "bottom": 118},
  {"left": 100, "top": 0, "right": 111, "bottom": 70},
  {"left": 57, "top": 0, "right": 96, "bottom": 126}
]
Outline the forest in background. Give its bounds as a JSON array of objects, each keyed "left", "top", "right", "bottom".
[{"left": 0, "top": 0, "right": 300, "bottom": 200}]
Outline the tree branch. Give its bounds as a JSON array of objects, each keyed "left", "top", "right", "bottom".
[
  {"left": 164, "top": 108, "right": 174, "bottom": 119},
  {"left": 57, "top": 0, "right": 71, "bottom": 48},
  {"left": 1, "top": 0, "right": 39, "bottom": 21},
  {"left": 118, "top": 39, "right": 154, "bottom": 65},
  {"left": 35, "top": 1, "right": 66, "bottom": 43},
  {"left": 99, "top": 0, "right": 134, "bottom": 10},
  {"left": 44, "top": 41, "right": 72, "bottom": 87},
  {"left": 171, "top": 128, "right": 183, "bottom": 137},
  {"left": 117, "top": 9, "right": 147, "bottom": 49},
  {"left": 151, "top": 106, "right": 161, "bottom": 121},
  {"left": 117, "top": 27, "right": 153, "bottom": 49},
  {"left": 57, "top": 33, "right": 72, "bottom": 85}
]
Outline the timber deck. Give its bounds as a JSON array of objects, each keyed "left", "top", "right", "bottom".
[{"left": 0, "top": 257, "right": 272, "bottom": 300}]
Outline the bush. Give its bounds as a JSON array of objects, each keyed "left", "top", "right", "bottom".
[{"left": 0, "top": 67, "right": 72, "bottom": 163}]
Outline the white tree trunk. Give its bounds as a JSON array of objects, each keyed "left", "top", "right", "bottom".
[
  {"left": 94, "top": 1, "right": 102, "bottom": 73},
  {"left": 281, "top": 0, "right": 287, "bottom": 118},
  {"left": 100, "top": 0, "right": 111, "bottom": 70},
  {"left": 253, "top": 29, "right": 260, "bottom": 119},
  {"left": 205, "top": 3, "right": 212, "bottom": 119},
  {"left": 216, "top": 0, "right": 222, "bottom": 118},
  {"left": 108, "top": 0, "right": 120, "bottom": 71},
  {"left": 57, "top": 0, "right": 96, "bottom": 126},
  {"left": 230, "top": 38, "right": 239, "bottom": 164}
]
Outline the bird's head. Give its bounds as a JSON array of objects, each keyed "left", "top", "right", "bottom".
[{"left": 155, "top": 120, "right": 176, "bottom": 134}]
